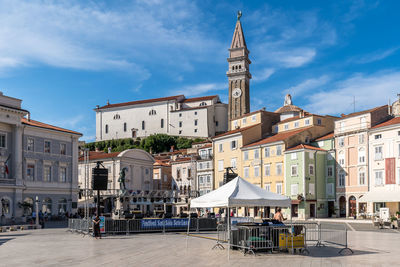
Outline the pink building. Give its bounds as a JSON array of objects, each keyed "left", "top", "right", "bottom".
[{"left": 335, "top": 105, "right": 389, "bottom": 218}]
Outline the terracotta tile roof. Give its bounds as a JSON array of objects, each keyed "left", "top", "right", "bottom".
[
  {"left": 171, "top": 157, "right": 192, "bottom": 163},
  {"left": 372, "top": 116, "right": 400, "bottom": 129},
  {"left": 212, "top": 123, "right": 261, "bottom": 139},
  {"left": 314, "top": 132, "right": 334, "bottom": 141},
  {"left": 97, "top": 95, "right": 184, "bottom": 110},
  {"left": 275, "top": 104, "right": 303, "bottom": 113},
  {"left": 242, "top": 126, "right": 313, "bottom": 148},
  {"left": 286, "top": 144, "right": 327, "bottom": 152},
  {"left": 182, "top": 95, "right": 218, "bottom": 103},
  {"left": 154, "top": 159, "right": 171, "bottom": 166},
  {"left": 199, "top": 144, "right": 212, "bottom": 148},
  {"left": 340, "top": 105, "right": 388, "bottom": 119},
  {"left": 78, "top": 151, "right": 120, "bottom": 161},
  {"left": 21, "top": 118, "right": 82, "bottom": 135}
]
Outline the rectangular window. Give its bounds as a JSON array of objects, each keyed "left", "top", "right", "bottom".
[
  {"left": 60, "top": 143, "right": 66, "bottom": 155},
  {"left": 309, "top": 152, "right": 314, "bottom": 159},
  {"left": 218, "top": 160, "right": 224, "bottom": 172},
  {"left": 264, "top": 148, "right": 270, "bottom": 157},
  {"left": 294, "top": 122, "right": 299, "bottom": 128},
  {"left": 375, "top": 146, "right": 383, "bottom": 160},
  {"left": 254, "top": 149, "right": 259, "bottom": 159},
  {"left": 305, "top": 119, "right": 310, "bottom": 125},
  {"left": 179, "top": 121, "right": 183, "bottom": 128},
  {"left": 44, "top": 166, "right": 51, "bottom": 182},
  {"left": 291, "top": 153, "right": 297, "bottom": 160},
  {"left": 276, "top": 163, "right": 282, "bottom": 175},
  {"left": 359, "top": 172, "right": 365, "bottom": 185},
  {"left": 194, "top": 129, "right": 197, "bottom": 133},
  {"left": 251, "top": 115, "right": 256, "bottom": 122},
  {"left": 231, "top": 158, "right": 237, "bottom": 168},
  {"left": 327, "top": 166, "right": 333, "bottom": 177},
  {"left": 264, "top": 164, "right": 270, "bottom": 176},
  {"left": 60, "top": 167, "right": 67, "bottom": 183},
  {"left": 27, "top": 138, "right": 34, "bottom": 151},
  {"left": 142, "top": 121, "right": 145, "bottom": 130},
  {"left": 339, "top": 172, "right": 345, "bottom": 187},
  {"left": 284, "top": 124, "right": 289, "bottom": 130},
  {"left": 276, "top": 183, "right": 282, "bottom": 194},
  {"left": 244, "top": 167, "right": 250, "bottom": 178},
  {"left": 276, "top": 145, "right": 282, "bottom": 156},
  {"left": 338, "top": 137, "right": 344, "bottom": 147},
  {"left": 309, "top": 165, "right": 314, "bottom": 176},
  {"left": 375, "top": 171, "right": 383, "bottom": 186},
  {"left": 161, "top": 119, "right": 164, "bottom": 128},
  {"left": 233, "top": 120, "right": 238, "bottom": 128},
  {"left": 218, "top": 143, "right": 223, "bottom": 153},
  {"left": 242, "top": 118, "right": 247, "bottom": 124},
  {"left": 327, "top": 183, "right": 334, "bottom": 195},
  {"left": 124, "top": 122, "right": 127, "bottom": 132},
  {"left": 291, "top": 165, "right": 298, "bottom": 176},
  {"left": 359, "top": 134, "right": 365, "bottom": 144},
  {"left": 27, "top": 164, "right": 35, "bottom": 181},
  {"left": 359, "top": 153, "right": 365, "bottom": 163},
  {"left": 309, "top": 183, "right": 315, "bottom": 195},
  {"left": 44, "top": 141, "right": 51, "bottom": 153},
  {"left": 317, "top": 119, "right": 322, "bottom": 125},
  {"left": 0, "top": 133, "right": 6, "bottom": 148},
  {"left": 265, "top": 184, "right": 271, "bottom": 192},
  {"left": 254, "top": 166, "right": 260, "bottom": 177},
  {"left": 244, "top": 151, "right": 249, "bottom": 161},
  {"left": 194, "top": 119, "right": 198, "bottom": 126},
  {"left": 375, "top": 134, "right": 382, "bottom": 140},
  {"left": 231, "top": 140, "right": 237, "bottom": 150},
  {"left": 291, "top": 184, "right": 298, "bottom": 196}
]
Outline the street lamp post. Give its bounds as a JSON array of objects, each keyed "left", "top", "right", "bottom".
[{"left": 35, "top": 196, "right": 39, "bottom": 228}]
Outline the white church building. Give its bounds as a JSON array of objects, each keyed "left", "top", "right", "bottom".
[{"left": 95, "top": 95, "right": 228, "bottom": 141}]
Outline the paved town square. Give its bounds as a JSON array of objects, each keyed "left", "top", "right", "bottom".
[{"left": 1, "top": 223, "right": 400, "bottom": 267}]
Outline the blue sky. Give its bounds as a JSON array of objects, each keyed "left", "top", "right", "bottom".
[{"left": 1, "top": 0, "right": 400, "bottom": 141}]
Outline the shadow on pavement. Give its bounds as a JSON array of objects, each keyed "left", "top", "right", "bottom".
[{"left": 306, "top": 246, "right": 381, "bottom": 258}]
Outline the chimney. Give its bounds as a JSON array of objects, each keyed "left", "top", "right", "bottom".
[
  {"left": 108, "top": 147, "right": 112, "bottom": 153},
  {"left": 388, "top": 99, "right": 392, "bottom": 115},
  {"left": 107, "top": 99, "right": 110, "bottom": 105},
  {"left": 262, "top": 107, "right": 266, "bottom": 111},
  {"left": 27, "top": 112, "right": 31, "bottom": 121}
]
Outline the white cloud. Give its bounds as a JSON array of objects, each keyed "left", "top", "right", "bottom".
[
  {"left": 286, "top": 75, "right": 330, "bottom": 96},
  {"left": 304, "top": 70, "right": 400, "bottom": 115},
  {"left": 0, "top": 0, "right": 222, "bottom": 78},
  {"left": 173, "top": 83, "right": 226, "bottom": 97},
  {"left": 350, "top": 47, "right": 399, "bottom": 64},
  {"left": 272, "top": 48, "right": 316, "bottom": 68},
  {"left": 253, "top": 68, "right": 275, "bottom": 82}
]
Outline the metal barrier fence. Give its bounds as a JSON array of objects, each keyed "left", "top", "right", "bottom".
[
  {"left": 68, "top": 218, "right": 217, "bottom": 235},
  {"left": 212, "top": 222, "right": 352, "bottom": 255}
]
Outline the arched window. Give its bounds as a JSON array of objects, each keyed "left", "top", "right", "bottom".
[
  {"left": 23, "top": 197, "right": 34, "bottom": 216},
  {"left": 161, "top": 119, "right": 164, "bottom": 128},
  {"left": 149, "top": 109, "right": 157, "bottom": 115},
  {"left": 338, "top": 151, "right": 345, "bottom": 166},
  {"left": 123, "top": 123, "right": 127, "bottom": 132},
  {"left": 58, "top": 198, "right": 67, "bottom": 215},
  {"left": 105, "top": 124, "right": 109, "bottom": 134},
  {"left": 239, "top": 65, "right": 242, "bottom": 69},
  {"left": 42, "top": 198, "right": 52, "bottom": 215},
  {"left": 232, "top": 66, "right": 234, "bottom": 71},
  {"left": 142, "top": 121, "right": 145, "bottom": 130},
  {"left": 339, "top": 171, "right": 346, "bottom": 187},
  {"left": 113, "top": 114, "right": 120, "bottom": 120},
  {"left": 199, "top": 102, "right": 207, "bottom": 106}
]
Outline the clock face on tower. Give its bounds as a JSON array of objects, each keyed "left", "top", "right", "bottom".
[{"left": 232, "top": 88, "right": 242, "bottom": 98}]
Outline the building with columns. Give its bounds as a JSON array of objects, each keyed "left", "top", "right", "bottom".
[{"left": 0, "top": 92, "right": 82, "bottom": 224}]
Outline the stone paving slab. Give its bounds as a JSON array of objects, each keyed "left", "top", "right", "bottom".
[{"left": 1, "top": 228, "right": 400, "bottom": 266}]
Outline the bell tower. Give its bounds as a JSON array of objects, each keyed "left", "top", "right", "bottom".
[{"left": 227, "top": 11, "right": 251, "bottom": 127}]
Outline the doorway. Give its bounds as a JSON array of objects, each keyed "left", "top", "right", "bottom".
[
  {"left": 328, "top": 201, "right": 335, "bottom": 217},
  {"left": 349, "top": 196, "right": 356, "bottom": 218},
  {"left": 339, "top": 196, "right": 346, "bottom": 217},
  {"left": 309, "top": 203, "right": 315, "bottom": 218}
]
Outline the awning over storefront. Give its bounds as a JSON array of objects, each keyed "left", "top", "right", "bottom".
[{"left": 359, "top": 191, "right": 400, "bottom": 203}]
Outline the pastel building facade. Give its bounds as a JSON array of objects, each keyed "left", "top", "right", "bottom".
[{"left": 335, "top": 105, "right": 389, "bottom": 218}]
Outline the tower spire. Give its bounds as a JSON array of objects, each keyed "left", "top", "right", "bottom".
[{"left": 230, "top": 11, "right": 247, "bottom": 50}]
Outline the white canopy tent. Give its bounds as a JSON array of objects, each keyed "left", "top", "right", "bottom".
[
  {"left": 359, "top": 190, "right": 400, "bottom": 202},
  {"left": 190, "top": 176, "right": 291, "bottom": 208},
  {"left": 187, "top": 177, "right": 291, "bottom": 258}
]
